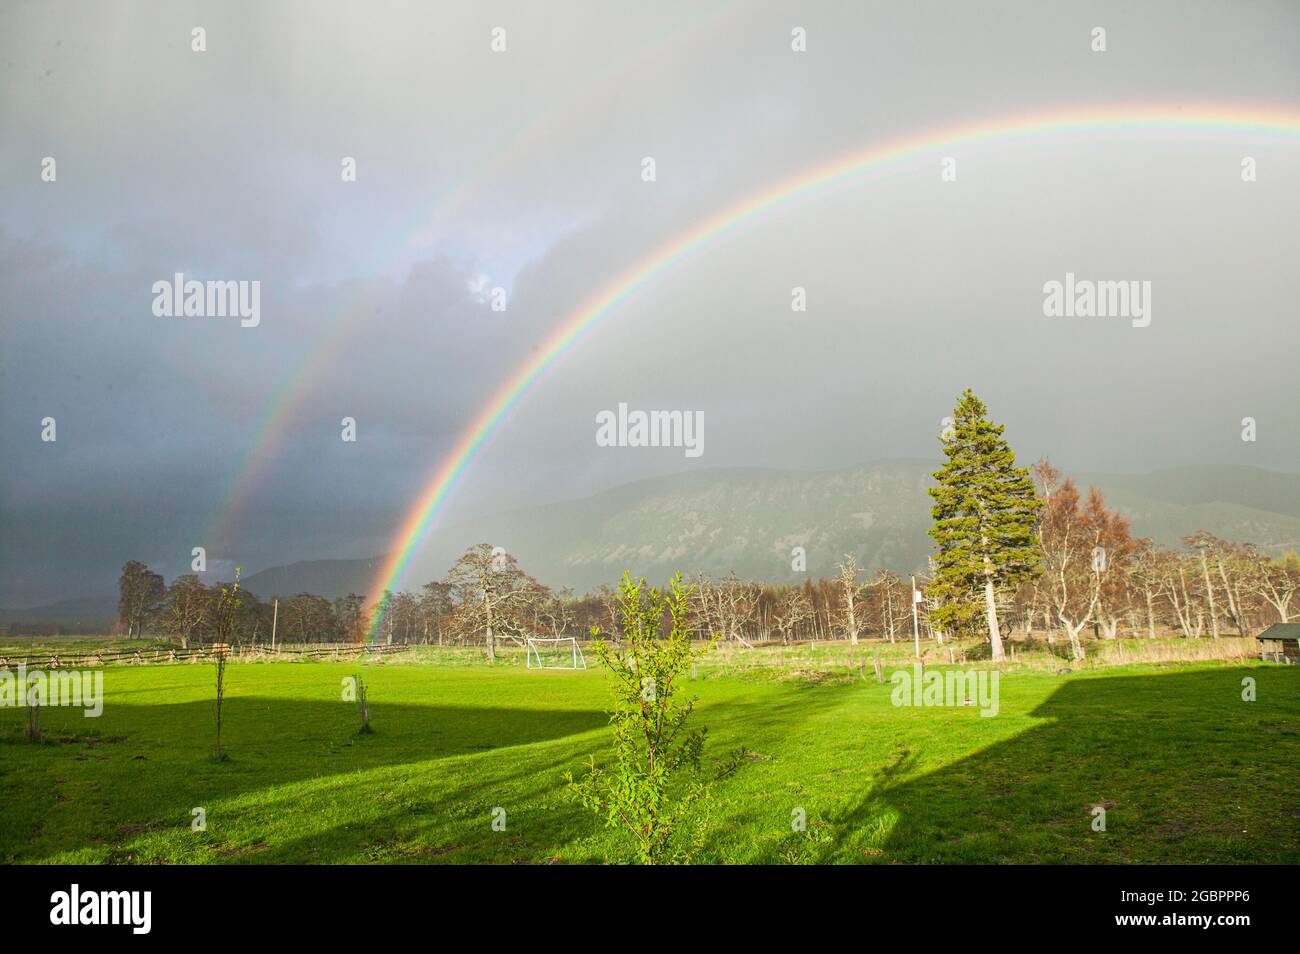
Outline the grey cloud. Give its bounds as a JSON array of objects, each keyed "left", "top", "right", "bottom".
[{"left": 1, "top": 0, "right": 1297, "bottom": 604}]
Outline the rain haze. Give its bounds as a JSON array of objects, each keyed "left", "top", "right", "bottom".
[{"left": 2, "top": 0, "right": 1298, "bottom": 607}]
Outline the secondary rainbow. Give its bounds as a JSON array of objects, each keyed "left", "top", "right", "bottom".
[
  {"left": 364, "top": 102, "right": 1300, "bottom": 639},
  {"left": 203, "top": 5, "right": 748, "bottom": 558}
]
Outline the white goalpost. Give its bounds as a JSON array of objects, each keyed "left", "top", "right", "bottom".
[{"left": 526, "top": 636, "right": 587, "bottom": 670}]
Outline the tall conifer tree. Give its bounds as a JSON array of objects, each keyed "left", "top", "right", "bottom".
[{"left": 928, "top": 389, "right": 1041, "bottom": 661}]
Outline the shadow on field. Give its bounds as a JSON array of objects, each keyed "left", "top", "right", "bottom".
[
  {"left": 815, "top": 667, "right": 1300, "bottom": 864},
  {"left": 5, "top": 683, "right": 856, "bottom": 864},
  {"left": 2, "top": 697, "right": 611, "bottom": 862},
  {"left": 165, "top": 689, "right": 850, "bottom": 864},
  {"left": 107, "top": 697, "right": 609, "bottom": 756}
]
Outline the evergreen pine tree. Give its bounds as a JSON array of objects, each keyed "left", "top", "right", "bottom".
[{"left": 928, "top": 389, "right": 1041, "bottom": 661}]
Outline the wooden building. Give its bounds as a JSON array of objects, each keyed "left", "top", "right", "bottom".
[{"left": 1257, "top": 623, "right": 1300, "bottom": 663}]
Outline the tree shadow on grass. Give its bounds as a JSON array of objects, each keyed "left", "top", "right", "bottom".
[
  {"left": 229, "top": 685, "right": 861, "bottom": 865},
  {"left": 1, "top": 698, "right": 609, "bottom": 862},
  {"left": 4, "top": 682, "right": 845, "bottom": 864},
  {"left": 225, "top": 745, "right": 616, "bottom": 865},
  {"left": 811, "top": 666, "right": 1300, "bottom": 864}
]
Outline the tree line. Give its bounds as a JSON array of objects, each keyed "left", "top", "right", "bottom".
[
  {"left": 115, "top": 390, "right": 1297, "bottom": 657},
  {"left": 116, "top": 530, "right": 1296, "bottom": 659}
]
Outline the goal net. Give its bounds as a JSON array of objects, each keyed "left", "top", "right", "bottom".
[{"left": 526, "top": 636, "right": 587, "bottom": 670}]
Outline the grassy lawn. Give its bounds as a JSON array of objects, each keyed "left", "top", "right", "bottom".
[{"left": 2, "top": 654, "right": 1297, "bottom": 864}]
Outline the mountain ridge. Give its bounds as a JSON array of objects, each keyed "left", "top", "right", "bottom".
[
  {"left": 5, "top": 462, "right": 1295, "bottom": 625},
  {"left": 244, "top": 461, "right": 1298, "bottom": 600}
]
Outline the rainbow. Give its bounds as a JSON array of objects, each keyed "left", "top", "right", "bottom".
[
  {"left": 364, "top": 102, "right": 1300, "bottom": 639},
  {"left": 204, "top": 4, "right": 746, "bottom": 558}
]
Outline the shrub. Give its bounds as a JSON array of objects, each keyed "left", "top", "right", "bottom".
[{"left": 566, "top": 572, "right": 741, "bottom": 864}]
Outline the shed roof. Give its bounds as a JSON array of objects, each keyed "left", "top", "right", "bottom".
[{"left": 1257, "top": 623, "right": 1300, "bottom": 641}]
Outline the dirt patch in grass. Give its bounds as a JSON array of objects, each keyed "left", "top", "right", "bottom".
[
  {"left": 783, "top": 668, "right": 853, "bottom": 686},
  {"left": 58, "top": 735, "right": 126, "bottom": 746}
]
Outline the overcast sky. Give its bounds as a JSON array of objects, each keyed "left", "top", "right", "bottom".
[{"left": 2, "top": 0, "right": 1298, "bottom": 605}]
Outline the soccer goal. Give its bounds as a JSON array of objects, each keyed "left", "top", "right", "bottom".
[{"left": 526, "top": 636, "right": 587, "bottom": 670}]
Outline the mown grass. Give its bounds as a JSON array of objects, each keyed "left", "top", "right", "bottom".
[{"left": 1, "top": 652, "right": 1296, "bottom": 864}]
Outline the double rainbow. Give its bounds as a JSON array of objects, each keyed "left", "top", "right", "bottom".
[
  {"left": 363, "top": 102, "right": 1300, "bottom": 639},
  {"left": 202, "top": 3, "right": 747, "bottom": 556}
]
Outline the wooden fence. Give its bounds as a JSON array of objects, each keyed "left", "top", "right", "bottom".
[{"left": 0, "top": 642, "right": 412, "bottom": 671}]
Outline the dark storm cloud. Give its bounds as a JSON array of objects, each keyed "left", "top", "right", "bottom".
[{"left": 1, "top": 0, "right": 1297, "bottom": 604}]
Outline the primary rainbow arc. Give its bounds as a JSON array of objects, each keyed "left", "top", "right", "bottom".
[
  {"left": 363, "top": 102, "right": 1300, "bottom": 640},
  {"left": 202, "top": 4, "right": 748, "bottom": 557}
]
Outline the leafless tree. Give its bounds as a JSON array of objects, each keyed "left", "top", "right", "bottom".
[
  {"left": 534, "top": 585, "right": 575, "bottom": 638},
  {"left": 419, "top": 580, "right": 454, "bottom": 644},
  {"left": 1244, "top": 548, "right": 1299, "bottom": 623},
  {"left": 871, "top": 569, "right": 908, "bottom": 643},
  {"left": 702, "top": 573, "right": 758, "bottom": 648},
  {"left": 1155, "top": 550, "right": 1205, "bottom": 639},
  {"left": 1085, "top": 487, "right": 1136, "bottom": 640},
  {"left": 771, "top": 589, "right": 813, "bottom": 645},
  {"left": 1036, "top": 461, "right": 1098, "bottom": 660},
  {"left": 445, "top": 543, "right": 541, "bottom": 662},
  {"left": 1130, "top": 539, "right": 1163, "bottom": 638},
  {"left": 159, "top": 574, "right": 209, "bottom": 649},
  {"left": 832, "top": 555, "right": 868, "bottom": 647},
  {"left": 118, "top": 561, "right": 165, "bottom": 639}
]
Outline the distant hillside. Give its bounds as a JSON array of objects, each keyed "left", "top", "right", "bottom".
[
  {"left": 239, "top": 462, "right": 1300, "bottom": 601},
  {"left": 1078, "top": 465, "right": 1300, "bottom": 519},
  {"left": 1075, "top": 465, "right": 1300, "bottom": 554},
  {"left": 15, "top": 463, "right": 1295, "bottom": 617},
  {"left": 241, "top": 556, "right": 388, "bottom": 603},
  {"left": 240, "top": 461, "right": 936, "bottom": 599},
  {"left": 0, "top": 595, "right": 117, "bottom": 631}
]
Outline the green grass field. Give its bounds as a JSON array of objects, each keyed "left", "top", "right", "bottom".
[{"left": 2, "top": 652, "right": 1297, "bottom": 864}]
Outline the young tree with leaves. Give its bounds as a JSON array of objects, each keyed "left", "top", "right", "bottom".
[
  {"left": 928, "top": 390, "right": 1041, "bottom": 662},
  {"left": 566, "top": 573, "right": 740, "bottom": 864},
  {"left": 209, "top": 569, "right": 242, "bottom": 761}
]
